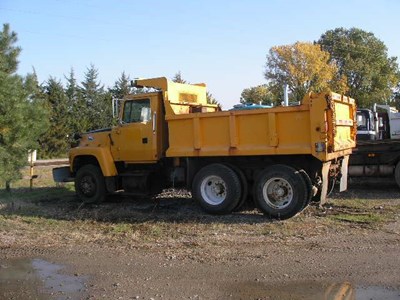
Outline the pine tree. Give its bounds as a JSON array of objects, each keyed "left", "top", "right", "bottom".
[
  {"left": 65, "top": 68, "right": 79, "bottom": 104},
  {"left": 39, "top": 77, "right": 70, "bottom": 158},
  {"left": 0, "top": 24, "right": 20, "bottom": 74},
  {"left": 109, "top": 72, "right": 131, "bottom": 119},
  {"left": 65, "top": 68, "right": 89, "bottom": 134},
  {"left": 0, "top": 24, "right": 48, "bottom": 190},
  {"left": 172, "top": 71, "right": 186, "bottom": 83},
  {"left": 206, "top": 91, "right": 221, "bottom": 107},
  {"left": 81, "top": 64, "right": 112, "bottom": 130},
  {"left": 110, "top": 71, "right": 131, "bottom": 99}
]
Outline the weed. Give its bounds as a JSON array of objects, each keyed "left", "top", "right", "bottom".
[{"left": 329, "top": 213, "right": 386, "bottom": 225}]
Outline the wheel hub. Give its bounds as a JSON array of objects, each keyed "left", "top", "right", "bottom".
[
  {"left": 201, "top": 175, "right": 227, "bottom": 205},
  {"left": 81, "top": 175, "right": 95, "bottom": 196},
  {"left": 263, "top": 177, "right": 293, "bottom": 209}
]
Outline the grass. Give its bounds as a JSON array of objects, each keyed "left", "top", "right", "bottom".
[
  {"left": 0, "top": 165, "right": 399, "bottom": 257},
  {"left": 0, "top": 165, "right": 75, "bottom": 204},
  {"left": 329, "top": 212, "right": 386, "bottom": 224}
]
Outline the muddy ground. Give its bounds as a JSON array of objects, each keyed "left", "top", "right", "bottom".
[{"left": 0, "top": 168, "right": 399, "bottom": 299}]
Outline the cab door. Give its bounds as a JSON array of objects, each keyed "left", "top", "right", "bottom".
[{"left": 110, "top": 95, "right": 159, "bottom": 163}]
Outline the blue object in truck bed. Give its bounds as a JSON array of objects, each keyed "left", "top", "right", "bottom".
[{"left": 230, "top": 103, "right": 272, "bottom": 111}]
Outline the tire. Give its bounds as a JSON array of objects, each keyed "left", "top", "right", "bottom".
[
  {"left": 225, "top": 164, "right": 249, "bottom": 212},
  {"left": 75, "top": 165, "right": 106, "bottom": 203},
  {"left": 192, "top": 163, "right": 241, "bottom": 214},
  {"left": 298, "top": 169, "right": 313, "bottom": 210},
  {"left": 254, "top": 164, "right": 308, "bottom": 219},
  {"left": 395, "top": 161, "right": 400, "bottom": 189}
]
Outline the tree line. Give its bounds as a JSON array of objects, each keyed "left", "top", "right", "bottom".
[
  {"left": 1, "top": 23, "right": 400, "bottom": 189},
  {"left": 39, "top": 67, "right": 128, "bottom": 158},
  {"left": 241, "top": 28, "right": 400, "bottom": 109}
]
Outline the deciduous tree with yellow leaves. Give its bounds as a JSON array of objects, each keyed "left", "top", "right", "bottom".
[{"left": 264, "top": 42, "right": 347, "bottom": 103}]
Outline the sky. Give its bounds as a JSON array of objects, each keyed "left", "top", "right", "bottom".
[{"left": 2, "top": 0, "right": 400, "bottom": 109}]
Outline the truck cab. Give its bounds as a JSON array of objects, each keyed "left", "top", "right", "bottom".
[
  {"left": 111, "top": 92, "right": 166, "bottom": 163},
  {"left": 349, "top": 103, "right": 400, "bottom": 188},
  {"left": 356, "top": 105, "right": 400, "bottom": 141}
]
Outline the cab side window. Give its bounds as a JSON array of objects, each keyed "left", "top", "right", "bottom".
[{"left": 123, "top": 99, "right": 151, "bottom": 123}]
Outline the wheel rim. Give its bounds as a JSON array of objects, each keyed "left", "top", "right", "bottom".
[
  {"left": 200, "top": 175, "right": 227, "bottom": 205},
  {"left": 262, "top": 177, "right": 293, "bottom": 209},
  {"left": 79, "top": 174, "right": 96, "bottom": 197}
]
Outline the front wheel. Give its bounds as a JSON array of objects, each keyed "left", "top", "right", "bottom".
[
  {"left": 254, "top": 164, "right": 307, "bottom": 219},
  {"left": 192, "top": 163, "right": 241, "bottom": 214},
  {"left": 75, "top": 165, "right": 106, "bottom": 203}
]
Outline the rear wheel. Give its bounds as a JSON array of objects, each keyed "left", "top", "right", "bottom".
[
  {"left": 395, "top": 161, "right": 400, "bottom": 189},
  {"left": 192, "top": 164, "right": 241, "bottom": 214},
  {"left": 298, "top": 169, "right": 313, "bottom": 209},
  {"left": 254, "top": 164, "right": 307, "bottom": 219},
  {"left": 225, "top": 164, "right": 249, "bottom": 211},
  {"left": 75, "top": 165, "right": 106, "bottom": 203}
]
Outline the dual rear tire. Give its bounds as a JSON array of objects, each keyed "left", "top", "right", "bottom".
[
  {"left": 192, "top": 164, "right": 242, "bottom": 214},
  {"left": 192, "top": 163, "right": 311, "bottom": 219},
  {"left": 253, "top": 165, "right": 309, "bottom": 219}
]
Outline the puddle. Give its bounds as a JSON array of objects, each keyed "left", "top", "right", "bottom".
[
  {"left": 0, "top": 258, "right": 87, "bottom": 300},
  {"left": 230, "top": 281, "right": 400, "bottom": 300}
]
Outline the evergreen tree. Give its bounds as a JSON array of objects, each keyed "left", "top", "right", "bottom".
[
  {"left": 172, "top": 71, "right": 186, "bottom": 84},
  {"left": 65, "top": 68, "right": 89, "bottom": 134},
  {"left": 110, "top": 71, "right": 131, "bottom": 99},
  {"left": 0, "top": 24, "right": 20, "bottom": 74},
  {"left": 109, "top": 72, "right": 131, "bottom": 119},
  {"left": 65, "top": 68, "right": 79, "bottom": 104},
  {"left": 39, "top": 77, "right": 70, "bottom": 158},
  {"left": 80, "top": 64, "right": 112, "bottom": 130},
  {"left": 0, "top": 24, "right": 48, "bottom": 190},
  {"left": 206, "top": 91, "right": 221, "bottom": 107}
]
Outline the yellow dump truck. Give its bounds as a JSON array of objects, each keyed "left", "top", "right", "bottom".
[{"left": 54, "top": 77, "right": 356, "bottom": 219}]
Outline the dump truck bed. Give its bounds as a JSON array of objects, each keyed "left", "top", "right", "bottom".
[{"left": 166, "top": 92, "right": 356, "bottom": 162}]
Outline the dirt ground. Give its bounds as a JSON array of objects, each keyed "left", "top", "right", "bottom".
[{"left": 0, "top": 168, "right": 399, "bottom": 299}]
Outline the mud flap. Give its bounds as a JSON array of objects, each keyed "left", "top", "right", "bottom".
[
  {"left": 339, "top": 155, "right": 349, "bottom": 192},
  {"left": 320, "top": 161, "right": 331, "bottom": 206}
]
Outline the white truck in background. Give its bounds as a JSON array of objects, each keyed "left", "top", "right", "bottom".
[{"left": 349, "top": 104, "right": 400, "bottom": 187}]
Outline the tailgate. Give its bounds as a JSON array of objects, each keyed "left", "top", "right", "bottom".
[{"left": 326, "top": 93, "right": 357, "bottom": 152}]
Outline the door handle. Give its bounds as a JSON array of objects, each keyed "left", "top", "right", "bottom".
[{"left": 152, "top": 112, "right": 156, "bottom": 133}]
